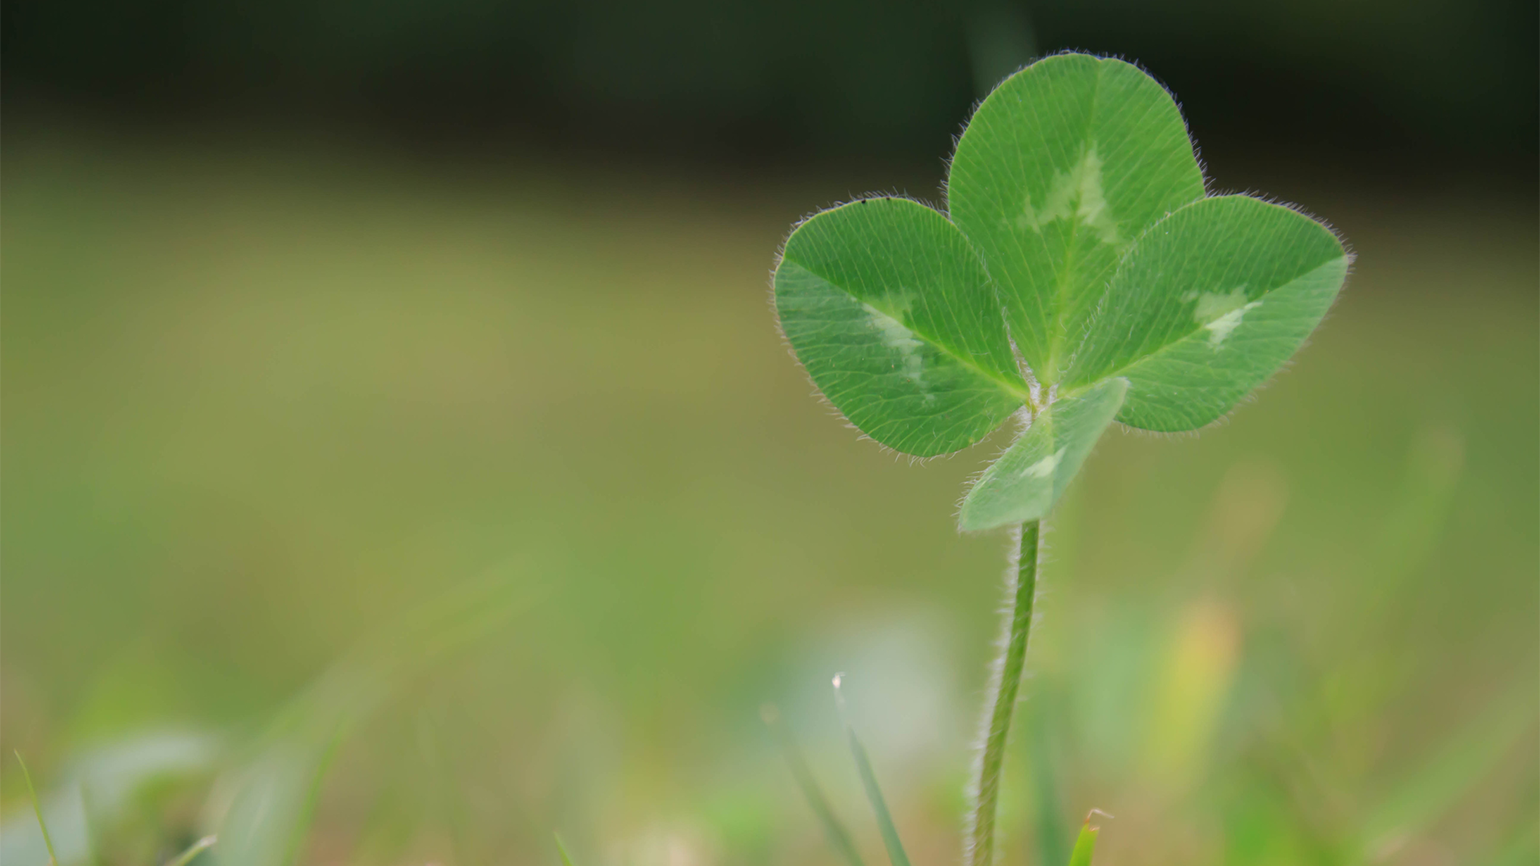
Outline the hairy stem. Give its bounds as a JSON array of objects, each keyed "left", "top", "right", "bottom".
[{"left": 967, "top": 520, "right": 1041, "bottom": 866}]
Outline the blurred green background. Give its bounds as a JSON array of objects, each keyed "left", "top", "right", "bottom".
[{"left": 2, "top": 1, "right": 1536, "bottom": 864}]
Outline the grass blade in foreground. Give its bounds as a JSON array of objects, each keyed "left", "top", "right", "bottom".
[
  {"left": 164, "top": 836, "right": 216, "bottom": 866},
  {"left": 1028, "top": 706, "right": 1069, "bottom": 866},
  {"left": 1478, "top": 818, "right": 1540, "bottom": 866},
  {"left": 554, "top": 833, "right": 578, "bottom": 866},
  {"left": 209, "top": 577, "right": 532, "bottom": 866},
  {"left": 1360, "top": 684, "right": 1533, "bottom": 861},
  {"left": 0, "top": 733, "right": 222, "bottom": 866},
  {"left": 833, "top": 676, "right": 911, "bottom": 866},
  {"left": 762, "top": 705, "right": 866, "bottom": 866},
  {"left": 15, "top": 752, "right": 59, "bottom": 866},
  {"left": 1067, "top": 811, "right": 1109, "bottom": 866}
]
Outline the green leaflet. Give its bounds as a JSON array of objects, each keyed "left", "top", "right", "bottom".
[
  {"left": 771, "top": 52, "right": 1347, "bottom": 525},
  {"left": 776, "top": 196, "right": 1028, "bottom": 457},
  {"left": 949, "top": 53, "right": 1205, "bottom": 385},
  {"left": 958, "top": 379, "right": 1126, "bottom": 531},
  {"left": 1062, "top": 195, "right": 1349, "bottom": 431}
]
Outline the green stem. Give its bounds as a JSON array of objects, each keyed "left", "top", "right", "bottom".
[{"left": 967, "top": 520, "right": 1041, "bottom": 866}]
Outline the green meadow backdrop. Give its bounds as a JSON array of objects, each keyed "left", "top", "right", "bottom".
[{"left": 3, "top": 0, "right": 1536, "bottom": 862}]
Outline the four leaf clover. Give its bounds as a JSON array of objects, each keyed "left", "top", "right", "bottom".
[{"left": 774, "top": 52, "right": 1349, "bottom": 530}]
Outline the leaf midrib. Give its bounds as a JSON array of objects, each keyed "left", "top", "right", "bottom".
[
  {"left": 1041, "top": 62, "right": 1105, "bottom": 387},
  {"left": 782, "top": 253, "right": 1033, "bottom": 404}
]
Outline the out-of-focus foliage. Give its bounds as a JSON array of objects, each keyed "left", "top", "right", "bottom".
[
  {"left": 1, "top": 135, "right": 1534, "bottom": 865},
  {"left": 1, "top": 581, "right": 526, "bottom": 866},
  {"left": 2, "top": 0, "right": 1535, "bottom": 163}
]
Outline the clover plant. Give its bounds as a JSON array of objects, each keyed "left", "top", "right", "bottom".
[{"left": 772, "top": 52, "right": 1348, "bottom": 864}]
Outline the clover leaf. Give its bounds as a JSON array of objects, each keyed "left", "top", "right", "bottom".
[{"left": 773, "top": 52, "right": 1349, "bottom": 531}]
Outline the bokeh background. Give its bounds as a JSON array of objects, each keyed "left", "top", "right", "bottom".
[{"left": 3, "top": 1, "right": 1537, "bottom": 864}]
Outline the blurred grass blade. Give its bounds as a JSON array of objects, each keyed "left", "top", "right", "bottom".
[
  {"left": 761, "top": 704, "right": 866, "bottom": 866},
  {"left": 1372, "top": 427, "right": 1464, "bottom": 582},
  {"left": 165, "top": 836, "right": 217, "bottom": 866},
  {"left": 554, "top": 833, "right": 578, "bottom": 866},
  {"left": 417, "top": 712, "right": 477, "bottom": 866},
  {"left": 210, "top": 738, "right": 344, "bottom": 866},
  {"left": 1479, "top": 817, "right": 1539, "bottom": 866},
  {"left": 77, "top": 785, "right": 101, "bottom": 866},
  {"left": 207, "top": 575, "right": 534, "bottom": 866},
  {"left": 15, "top": 752, "right": 59, "bottom": 866},
  {"left": 1029, "top": 704, "right": 1068, "bottom": 866},
  {"left": 1, "top": 731, "right": 222, "bottom": 866},
  {"left": 1362, "top": 683, "right": 1532, "bottom": 859},
  {"left": 845, "top": 724, "right": 910, "bottom": 866},
  {"left": 833, "top": 676, "right": 911, "bottom": 866},
  {"left": 1067, "top": 810, "right": 1108, "bottom": 866}
]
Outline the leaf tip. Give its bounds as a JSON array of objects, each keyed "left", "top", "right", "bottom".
[
  {"left": 1085, "top": 808, "right": 1113, "bottom": 830},
  {"left": 1067, "top": 809, "right": 1110, "bottom": 866}
]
